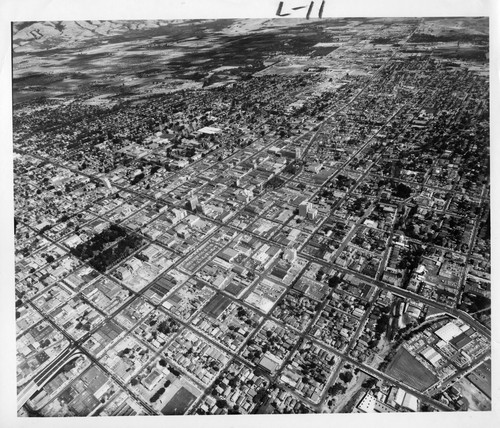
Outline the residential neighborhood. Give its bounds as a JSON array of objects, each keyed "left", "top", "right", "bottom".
[{"left": 13, "top": 17, "right": 490, "bottom": 417}]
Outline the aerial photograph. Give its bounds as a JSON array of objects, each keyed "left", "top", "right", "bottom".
[{"left": 12, "top": 16, "right": 490, "bottom": 417}]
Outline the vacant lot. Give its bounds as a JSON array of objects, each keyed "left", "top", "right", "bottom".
[
  {"left": 454, "top": 377, "right": 491, "bottom": 411},
  {"left": 161, "top": 387, "right": 196, "bottom": 415},
  {"left": 466, "top": 359, "right": 491, "bottom": 399},
  {"left": 386, "top": 348, "right": 437, "bottom": 391},
  {"left": 202, "top": 294, "right": 231, "bottom": 318}
]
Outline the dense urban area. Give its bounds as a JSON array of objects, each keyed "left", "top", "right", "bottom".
[{"left": 12, "top": 17, "right": 490, "bottom": 417}]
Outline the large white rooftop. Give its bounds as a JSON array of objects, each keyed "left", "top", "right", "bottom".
[{"left": 435, "top": 321, "right": 462, "bottom": 342}]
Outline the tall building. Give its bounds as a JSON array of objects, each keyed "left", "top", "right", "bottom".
[
  {"left": 299, "top": 201, "right": 311, "bottom": 217},
  {"left": 307, "top": 207, "right": 318, "bottom": 221},
  {"left": 298, "top": 201, "right": 318, "bottom": 220},
  {"left": 188, "top": 195, "right": 198, "bottom": 212}
]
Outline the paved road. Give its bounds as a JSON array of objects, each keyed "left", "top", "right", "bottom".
[{"left": 15, "top": 18, "right": 490, "bottom": 415}]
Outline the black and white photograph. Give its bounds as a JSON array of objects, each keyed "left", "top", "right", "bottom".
[{"left": 1, "top": 0, "right": 498, "bottom": 427}]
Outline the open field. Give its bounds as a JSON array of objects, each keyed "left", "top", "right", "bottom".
[
  {"left": 454, "top": 377, "right": 491, "bottom": 411},
  {"left": 466, "top": 360, "right": 491, "bottom": 399},
  {"left": 161, "top": 387, "right": 197, "bottom": 415},
  {"left": 386, "top": 348, "right": 438, "bottom": 392},
  {"left": 12, "top": 18, "right": 376, "bottom": 105}
]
